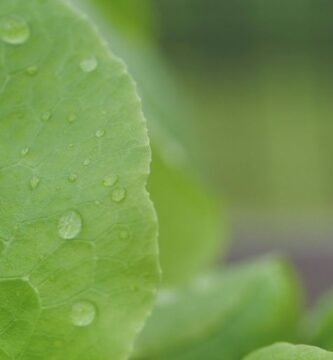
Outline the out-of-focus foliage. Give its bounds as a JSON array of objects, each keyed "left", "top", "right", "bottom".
[
  {"left": 149, "top": 145, "right": 222, "bottom": 284},
  {"left": 309, "top": 290, "right": 333, "bottom": 350},
  {"left": 133, "top": 257, "right": 302, "bottom": 360},
  {"left": 243, "top": 343, "right": 333, "bottom": 360}
]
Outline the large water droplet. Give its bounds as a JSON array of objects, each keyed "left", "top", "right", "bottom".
[
  {"left": 71, "top": 301, "right": 96, "bottom": 327},
  {"left": 30, "top": 176, "right": 40, "bottom": 190},
  {"left": 58, "top": 210, "right": 82, "bottom": 240},
  {"left": 0, "top": 15, "right": 30, "bottom": 45},
  {"left": 102, "top": 175, "right": 118, "bottom": 187},
  {"left": 80, "top": 57, "right": 98, "bottom": 73},
  {"left": 111, "top": 187, "right": 126, "bottom": 203}
]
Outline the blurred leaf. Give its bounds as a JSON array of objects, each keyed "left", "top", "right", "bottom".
[
  {"left": 87, "top": 0, "right": 154, "bottom": 41},
  {"left": 149, "top": 144, "right": 222, "bottom": 284},
  {"left": 0, "top": 0, "right": 159, "bottom": 358},
  {"left": 133, "top": 257, "right": 302, "bottom": 360},
  {"left": 243, "top": 343, "right": 333, "bottom": 360},
  {"left": 308, "top": 290, "right": 333, "bottom": 350}
]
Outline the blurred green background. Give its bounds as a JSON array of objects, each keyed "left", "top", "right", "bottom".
[
  {"left": 149, "top": 0, "right": 333, "bottom": 298},
  {"left": 84, "top": 0, "right": 333, "bottom": 297}
]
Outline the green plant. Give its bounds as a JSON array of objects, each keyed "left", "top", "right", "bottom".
[{"left": 1, "top": 0, "right": 333, "bottom": 359}]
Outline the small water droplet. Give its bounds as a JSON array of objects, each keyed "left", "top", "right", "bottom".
[
  {"left": 95, "top": 129, "right": 105, "bottom": 138},
  {"left": 68, "top": 143, "right": 74, "bottom": 149},
  {"left": 80, "top": 57, "right": 98, "bottom": 73},
  {"left": 29, "top": 176, "right": 40, "bottom": 190},
  {"left": 83, "top": 159, "right": 90, "bottom": 166},
  {"left": 41, "top": 111, "right": 52, "bottom": 121},
  {"left": 111, "top": 187, "right": 126, "bottom": 203},
  {"left": 0, "top": 15, "right": 30, "bottom": 45},
  {"left": 25, "top": 65, "right": 39, "bottom": 76},
  {"left": 21, "top": 147, "right": 30, "bottom": 156},
  {"left": 68, "top": 113, "right": 77, "bottom": 123},
  {"left": 71, "top": 301, "right": 96, "bottom": 327},
  {"left": 102, "top": 175, "right": 118, "bottom": 187},
  {"left": 68, "top": 174, "right": 77, "bottom": 183},
  {"left": 58, "top": 210, "right": 82, "bottom": 240}
]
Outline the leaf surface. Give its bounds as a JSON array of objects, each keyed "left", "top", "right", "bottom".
[{"left": 0, "top": 0, "right": 159, "bottom": 359}]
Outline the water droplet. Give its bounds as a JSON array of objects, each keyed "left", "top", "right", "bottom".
[
  {"left": 68, "top": 174, "right": 77, "bottom": 183},
  {"left": 41, "top": 111, "right": 52, "bottom": 121},
  {"left": 95, "top": 129, "right": 105, "bottom": 138},
  {"left": 21, "top": 147, "right": 30, "bottom": 156},
  {"left": 83, "top": 159, "right": 90, "bottom": 166},
  {"left": 68, "top": 143, "right": 74, "bottom": 149},
  {"left": 58, "top": 210, "right": 82, "bottom": 240},
  {"left": 80, "top": 57, "right": 98, "bottom": 73},
  {"left": 29, "top": 176, "right": 40, "bottom": 190},
  {"left": 102, "top": 175, "right": 118, "bottom": 187},
  {"left": 0, "top": 15, "right": 30, "bottom": 45},
  {"left": 25, "top": 65, "right": 39, "bottom": 76},
  {"left": 68, "top": 113, "right": 77, "bottom": 123},
  {"left": 71, "top": 301, "right": 96, "bottom": 327},
  {"left": 111, "top": 187, "right": 126, "bottom": 203}
]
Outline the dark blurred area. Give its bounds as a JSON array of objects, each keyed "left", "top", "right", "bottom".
[{"left": 152, "top": 0, "right": 333, "bottom": 301}]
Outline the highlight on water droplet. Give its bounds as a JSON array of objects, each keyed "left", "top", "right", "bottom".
[
  {"left": 71, "top": 301, "right": 96, "bottom": 327},
  {"left": 58, "top": 210, "right": 82, "bottom": 240},
  {"left": 25, "top": 65, "right": 39, "bottom": 76},
  {"left": 68, "top": 174, "right": 78, "bottom": 183},
  {"left": 111, "top": 187, "right": 126, "bottom": 203},
  {"left": 0, "top": 15, "right": 30, "bottom": 45},
  {"left": 80, "top": 57, "right": 98, "bottom": 73},
  {"left": 29, "top": 176, "right": 40, "bottom": 190},
  {"left": 95, "top": 129, "right": 105, "bottom": 138},
  {"left": 102, "top": 175, "right": 118, "bottom": 187}
]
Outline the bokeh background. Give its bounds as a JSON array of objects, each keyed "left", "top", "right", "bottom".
[{"left": 149, "top": 0, "right": 333, "bottom": 300}]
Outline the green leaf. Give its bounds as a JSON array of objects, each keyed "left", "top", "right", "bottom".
[
  {"left": 243, "top": 343, "right": 333, "bottom": 360},
  {"left": 149, "top": 144, "right": 222, "bottom": 284},
  {"left": 0, "top": 0, "right": 159, "bottom": 359},
  {"left": 133, "top": 257, "right": 302, "bottom": 360},
  {"left": 308, "top": 290, "right": 333, "bottom": 350}
]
